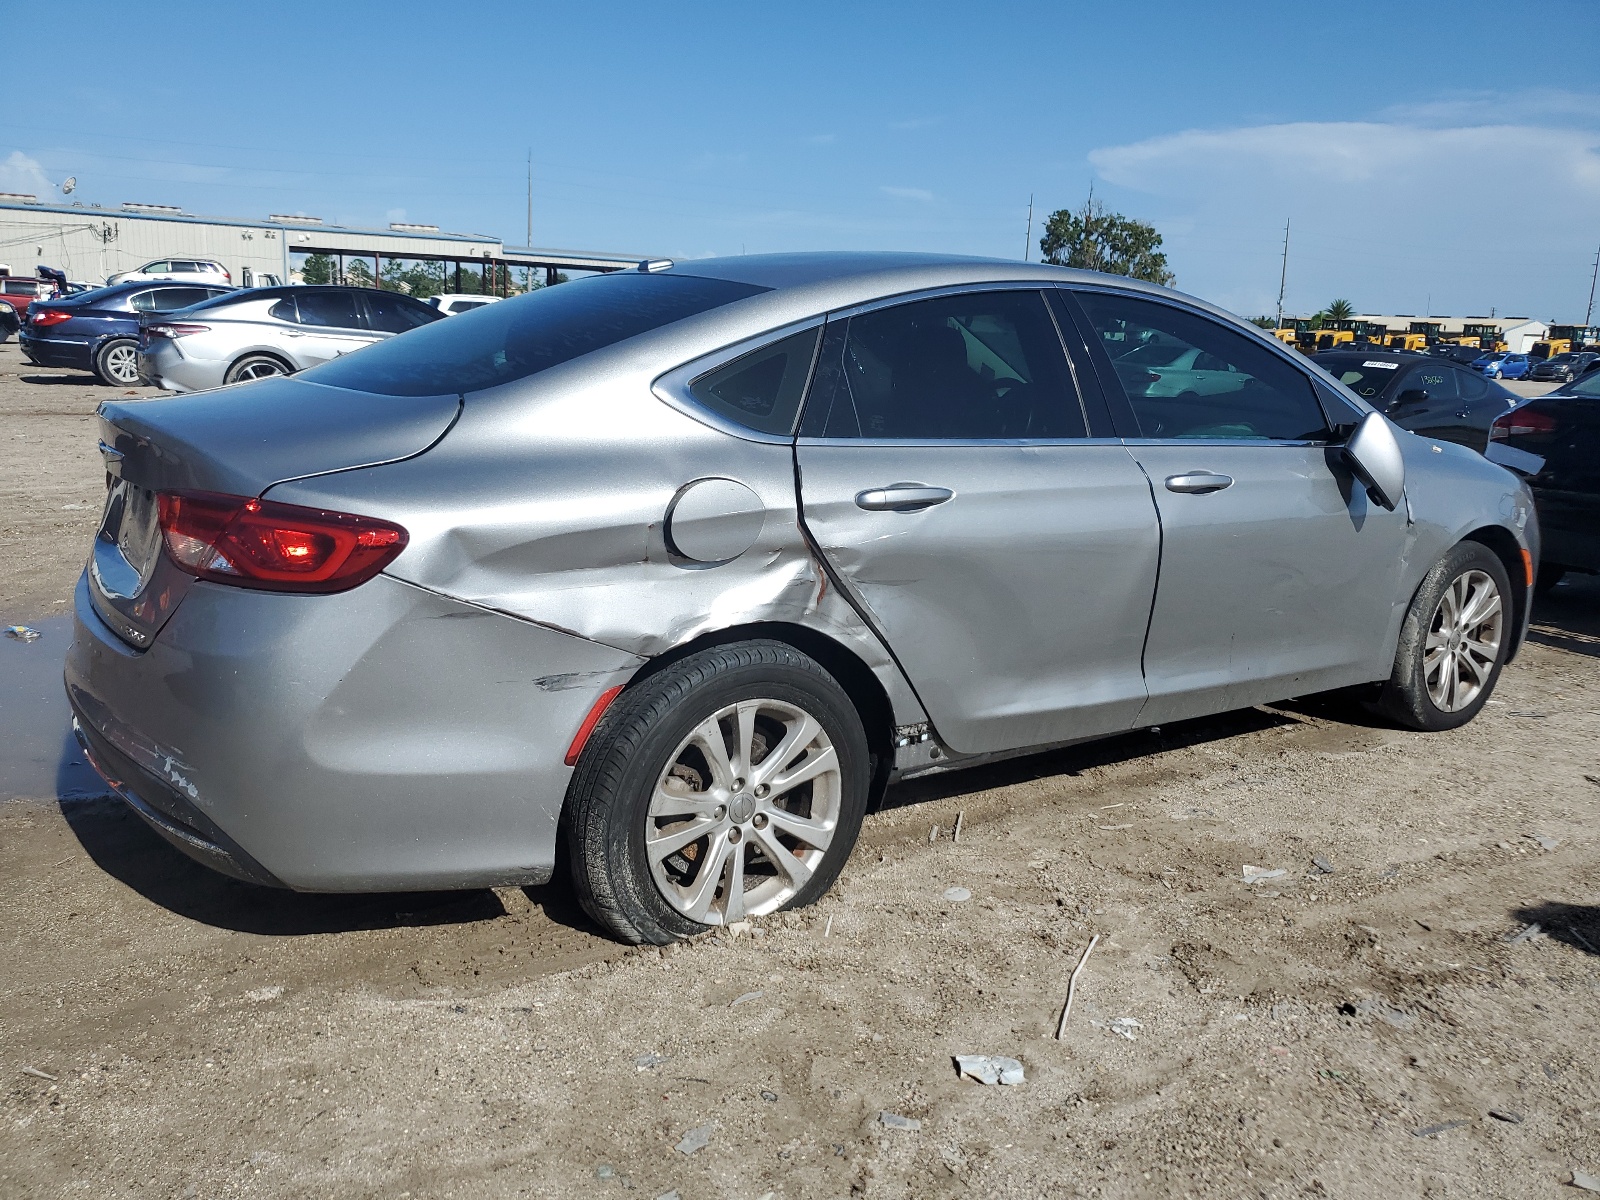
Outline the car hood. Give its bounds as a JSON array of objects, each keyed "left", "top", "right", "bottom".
[{"left": 98, "top": 375, "right": 462, "bottom": 497}]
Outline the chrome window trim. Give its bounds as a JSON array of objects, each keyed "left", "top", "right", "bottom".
[
  {"left": 1118, "top": 437, "right": 1334, "bottom": 449},
  {"left": 796, "top": 436, "right": 1125, "bottom": 450},
  {"left": 822, "top": 278, "right": 1063, "bottom": 323},
  {"left": 651, "top": 316, "right": 826, "bottom": 445}
]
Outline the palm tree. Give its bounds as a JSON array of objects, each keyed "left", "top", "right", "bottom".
[{"left": 1325, "top": 299, "right": 1355, "bottom": 322}]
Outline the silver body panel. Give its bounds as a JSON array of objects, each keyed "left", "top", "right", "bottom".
[{"left": 68, "top": 252, "right": 1538, "bottom": 893}]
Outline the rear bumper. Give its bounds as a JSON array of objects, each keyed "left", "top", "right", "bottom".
[
  {"left": 18, "top": 333, "right": 92, "bottom": 370},
  {"left": 138, "top": 342, "right": 227, "bottom": 393},
  {"left": 66, "top": 571, "right": 643, "bottom": 891}
]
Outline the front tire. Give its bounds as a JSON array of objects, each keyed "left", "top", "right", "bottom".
[
  {"left": 564, "top": 641, "right": 870, "bottom": 945},
  {"left": 93, "top": 338, "right": 141, "bottom": 386},
  {"left": 1374, "top": 541, "right": 1512, "bottom": 731}
]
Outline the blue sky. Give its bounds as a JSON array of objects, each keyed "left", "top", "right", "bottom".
[{"left": 5, "top": 0, "right": 1599, "bottom": 320}]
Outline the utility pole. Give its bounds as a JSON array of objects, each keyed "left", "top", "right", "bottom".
[
  {"left": 1275, "top": 218, "right": 1290, "bottom": 329},
  {"left": 1586, "top": 240, "right": 1600, "bottom": 325},
  {"left": 1023, "top": 194, "right": 1033, "bottom": 262},
  {"left": 526, "top": 149, "right": 533, "bottom": 248}
]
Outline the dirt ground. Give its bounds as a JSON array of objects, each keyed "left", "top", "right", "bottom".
[{"left": 1, "top": 339, "right": 1596, "bottom": 1199}]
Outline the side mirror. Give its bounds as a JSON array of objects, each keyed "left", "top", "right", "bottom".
[{"left": 1343, "top": 411, "right": 1405, "bottom": 511}]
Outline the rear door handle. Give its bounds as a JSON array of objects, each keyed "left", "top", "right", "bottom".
[
  {"left": 855, "top": 484, "right": 954, "bottom": 512},
  {"left": 1164, "top": 472, "right": 1233, "bottom": 494}
]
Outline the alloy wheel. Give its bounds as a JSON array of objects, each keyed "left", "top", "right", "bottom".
[
  {"left": 1423, "top": 569, "right": 1503, "bottom": 712},
  {"left": 645, "top": 698, "right": 841, "bottom": 925},
  {"left": 104, "top": 343, "right": 140, "bottom": 384},
  {"left": 236, "top": 360, "right": 286, "bottom": 381}
]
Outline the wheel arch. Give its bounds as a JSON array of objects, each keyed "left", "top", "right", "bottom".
[
  {"left": 1461, "top": 524, "right": 1529, "bottom": 662},
  {"left": 624, "top": 621, "right": 898, "bottom": 795},
  {"left": 228, "top": 350, "right": 296, "bottom": 379}
]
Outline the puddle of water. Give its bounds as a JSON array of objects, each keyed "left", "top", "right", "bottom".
[{"left": 1, "top": 615, "right": 110, "bottom": 802}]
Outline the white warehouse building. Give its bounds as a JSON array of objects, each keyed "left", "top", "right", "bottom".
[{"left": 0, "top": 195, "right": 646, "bottom": 290}]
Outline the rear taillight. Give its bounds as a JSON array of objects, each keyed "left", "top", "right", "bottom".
[
  {"left": 145, "top": 323, "right": 210, "bottom": 340},
  {"left": 31, "top": 309, "right": 72, "bottom": 327},
  {"left": 156, "top": 490, "right": 407, "bottom": 593},
  {"left": 1490, "top": 406, "right": 1558, "bottom": 441}
]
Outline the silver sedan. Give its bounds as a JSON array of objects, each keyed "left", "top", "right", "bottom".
[
  {"left": 137, "top": 285, "right": 442, "bottom": 392},
  {"left": 70, "top": 253, "right": 1537, "bottom": 944}
]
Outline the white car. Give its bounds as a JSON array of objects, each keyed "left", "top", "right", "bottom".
[
  {"left": 109, "top": 258, "right": 232, "bottom": 286},
  {"left": 426, "top": 293, "right": 501, "bottom": 316}
]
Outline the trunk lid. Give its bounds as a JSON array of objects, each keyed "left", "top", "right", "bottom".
[{"left": 89, "top": 376, "right": 460, "bottom": 647}]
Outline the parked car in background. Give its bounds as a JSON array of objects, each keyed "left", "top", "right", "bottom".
[
  {"left": 108, "top": 258, "right": 232, "bottom": 286},
  {"left": 1429, "top": 344, "right": 1486, "bottom": 365},
  {"left": 1470, "top": 351, "right": 1506, "bottom": 373},
  {"left": 1528, "top": 351, "right": 1600, "bottom": 384},
  {"left": 71, "top": 253, "right": 1536, "bottom": 945},
  {"left": 20, "top": 281, "right": 235, "bottom": 385},
  {"left": 1, "top": 275, "right": 55, "bottom": 320},
  {"left": 1314, "top": 349, "right": 1517, "bottom": 450},
  {"left": 1487, "top": 353, "right": 1532, "bottom": 380},
  {"left": 239, "top": 269, "right": 286, "bottom": 288},
  {"left": 137, "top": 284, "right": 441, "bottom": 391},
  {"left": 0, "top": 299, "right": 18, "bottom": 342},
  {"left": 1488, "top": 369, "right": 1600, "bottom": 591},
  {"left": 426, "top": 293, "right": 502, "bottom": 316}
]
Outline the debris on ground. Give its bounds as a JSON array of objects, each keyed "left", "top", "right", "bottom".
[
  {"left": 1525, "top": 833, "right": 1564, "bottom": 851},
  {"left": 1109, "top": 1016, "right": 1143, "bottom": 1040},
  {"left": 1488, "top": 1109, "right": 1524, "bottom": 1124},
  {"left": 760, "top": 1090, "right": 778, "bottom": 1102},
  {"left": 20, "top": 1066, "right": 56, "bottom": 1081},
  {"left": 953, "top": 1054, "right": 1025, "bottom": 1086},
  {"left": 953, "top": 811, "right": 964, "bottom": 842},
  {"left": 1056, "top": 933, "right": 1101, "bottom": 1039},
  {"left": 674, "top": 1123, "right": 714, "bottom": 1155},
  {"left": 1413, "top": 1119, "right": 1472, "bottom": 1138},
  {"left": 942, "top": 886, "right": 972, "bottom": 903},
  {"left": 878, "top": 1111, "right": 921, "bottom": 1131},
  {"left": 1312, "top": 855, "right": 1336, "bottom": 874},
  {"left": 1343, "top": 997, "right": 1418, "bottom": 1030},
  {"left": 1569, "top": 1169, "right": 1600, "bottom": 1192},
  {"left": 1243, "top": 865, "right": 1287, "bottom": 884},
  {"left": 729, "top": 990, "right": 763, "bottom": 1008},
  {"left": 1507, "top": 922, "right": 1544, "bottom": 945},
  {"left": 4, "top": 624, "right": 41, "bottom": 642},
  {"left": 633, "top": 1052, "right": 669, "bottom": 1071}
]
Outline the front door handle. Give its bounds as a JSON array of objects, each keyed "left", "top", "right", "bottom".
[
  {"left": 1164, "top": 472, "right": 1233, "bottom": 494},
  {"left": 855, "top": 484, "right": 954, "bottom": 512}
]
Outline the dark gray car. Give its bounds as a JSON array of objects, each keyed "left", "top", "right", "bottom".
[{"left": 70, "top": 253, "right": 1538, "bottom": 944}]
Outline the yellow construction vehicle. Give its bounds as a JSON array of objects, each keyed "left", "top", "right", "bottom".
[
  {"left": 1531, "top": 325, "right": 1599, "bottom": 359},
  {"left": 1386, "top": 332, "right": 1428, "bottom": 352}
]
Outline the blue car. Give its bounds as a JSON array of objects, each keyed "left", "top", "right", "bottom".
[
  {"left": 1487, "top": 353, "right": 1531, "bottom": 380},
  {"left": 1470, "top": 351, "right": 1505, "bottom": 373},
  {"left": 19, "top": 280, "right": 234, "bottom": 385}
]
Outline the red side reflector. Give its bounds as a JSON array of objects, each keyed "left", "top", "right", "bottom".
[
  {"left": 1521, "top": 548, "right": 1534, "bottom": 588},
  {"left": 565, "top": 685, "right": 625, "bottom": 767}
]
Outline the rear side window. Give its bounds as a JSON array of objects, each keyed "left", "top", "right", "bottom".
[
  {"left": 303, "top": 272, "right": 768, "bottom": 397},
  {"left": 128, "top": 291, "right": 157, "bottom": 313},
  {"left": 151, "top": 287, "right": 211, "bottom": 312},
  {"left": 362, "top": 291, "right": 439, "bottom": 333},
  {"left": 689, "top": 328, "right": 820, "bottom": 436},
  {"left": 295, "top": 292, "right": 362, "bottom": 328},
  {"left": 142, "top": 262, "right": 173, "bottom": 274},
  {"left": 798, "top": 290, "right": 1085, "bottom": 439},
  {"left": 1076, "top": 291, "right": 1329, "bottom": 441}
]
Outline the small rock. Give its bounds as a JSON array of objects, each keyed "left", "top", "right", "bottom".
[
  {"left": 674, "top": 1123, "right": 714, "bottom": 1155},
  {"left": 761, "top": 1090, "right": 778, "bottom": 1102},
  {"left": 1488, "top": 1109, "right": 1524, "bottom": 1124},
  {"left": 878, "top": 1111, "right": 921, "bottom": 1131},
  {"left": 953, "top": 1054, "right": 1025, "bottom": 1086},
  {"left": 1571, "top": 1170, "right": 1600, "bottom": 1193},
  {"left": 1242, "top": 865, "right": 1287, "bottom": 885},
  {"left": 942, "top": 887, "right": 972, "bottom": 903},
  {"left": 595, "top": 1165, "right": 616, "bottom": 1179},
  {"left": 1311, "top": 855, "right": 1335, "bottom": 874},
  {"left": 727, "top": 920, "right": 753, "bottom": 938}
]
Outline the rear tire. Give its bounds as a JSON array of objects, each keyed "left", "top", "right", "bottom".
[
  {"left": 564, "top": 641, "right": 870, "bottom": 945},
  {"left": 1373, "top": 541, "right": 1512, "bottom": 731},
  {"left": 225, "top": 354, "right": 291, "bottom": 384},
  {"left": 93, "top": 338, "right": 140, "bottom": 386}
]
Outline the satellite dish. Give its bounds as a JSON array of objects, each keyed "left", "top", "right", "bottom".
[{"left": 61, "top": 177, "right": 76, "bottom": 195}]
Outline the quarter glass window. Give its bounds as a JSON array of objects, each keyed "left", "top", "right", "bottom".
[
  {"left": 1076, "top": 292, "right": 1330, "bottom": 440},
  {"left": 800, "top": 290, "right": 1084, "bottom": 439},
  {"left": 689, "top": 327, "right": 820, "bottom": 436}
]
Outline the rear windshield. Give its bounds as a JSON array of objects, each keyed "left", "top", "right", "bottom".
[
  {"left": 301, "top": 272, "right": 769, "bottom": 396},
  {"left": 1317, "top": 357, "right": 1406, "bottom": 400}
]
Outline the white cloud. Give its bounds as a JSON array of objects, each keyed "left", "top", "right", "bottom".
[
  {"left": 0, "top": 151, "right": 53, "bottom": 197},
  {"left": 880, "top": 185, "right": 935, "bottom": 202},
  {"left": 1088, "top": 116, "right": 1600, "bottom": 318}
]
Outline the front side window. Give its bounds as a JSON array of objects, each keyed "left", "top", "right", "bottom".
[
  {"left": 688, "top": 327, "right": 820, "bottom": 436},
  {"left": 1076, "top": 291, "right": 1330, "bottom": 441},
  {"left": 362, "top": 291, "right": 438, "bottom": 333},
  {"left": 294, "top": 292, "right": 362, "bottom": 329},
  {"left": 799, "top": 290, "right": 1085, "bottom": 439},
  {"left": 303, "top": 271, "right": 768, "bottom": 397}
]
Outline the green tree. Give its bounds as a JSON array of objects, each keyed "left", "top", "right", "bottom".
[
  {"left": 1039, "top": 194, "right": 1174, "bottom": 286},
  {"left": 1248, "top": 315, "right": 1276, "bottom": 329},
  {"left": 1325, "top": 299, "right": 1354, "bottom": 322},
  {"left": 299, "top": 253, "right": 333, "bottom": 285},
  {"left": 344, "top": 258, "right": 375, "bottom": 288}
]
